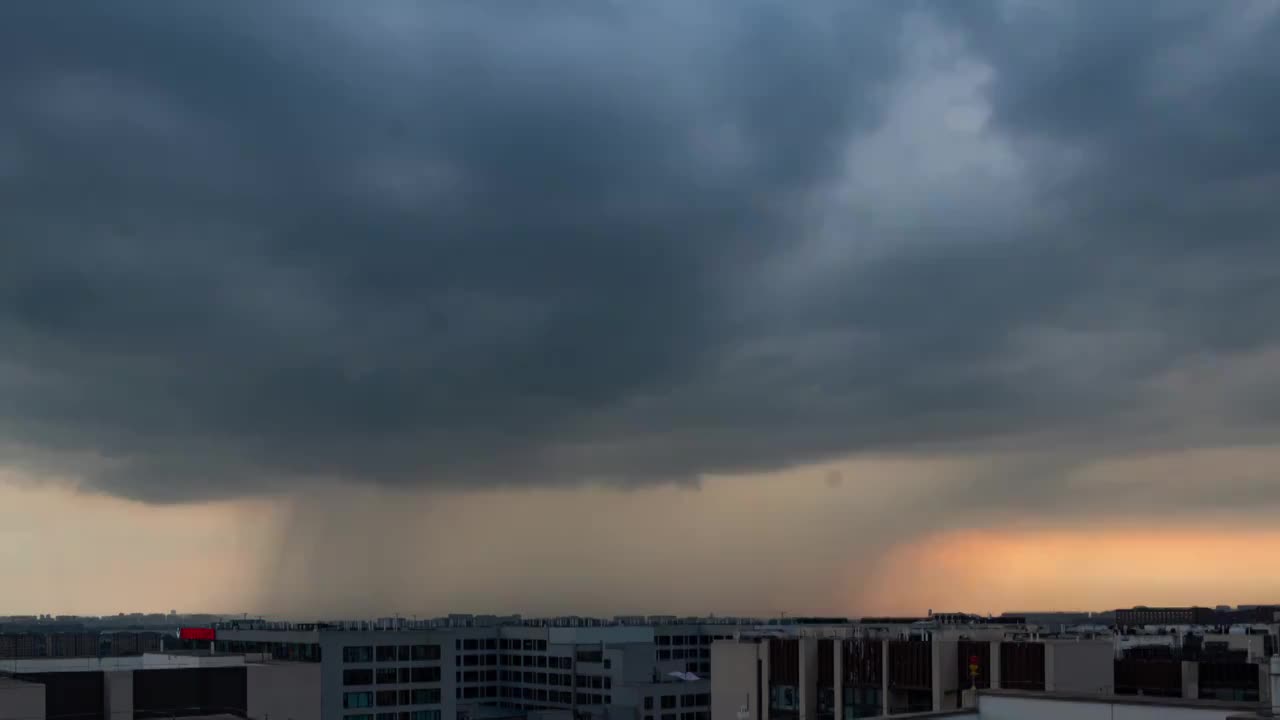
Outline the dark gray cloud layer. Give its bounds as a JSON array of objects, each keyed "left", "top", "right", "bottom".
[{"left": 2, "top": 1, "right": 1278, "bottom": 502}]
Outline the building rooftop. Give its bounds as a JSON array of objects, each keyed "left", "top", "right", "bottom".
[{"left": 896, "top": 689, "right": 1272, "bottom": 720}]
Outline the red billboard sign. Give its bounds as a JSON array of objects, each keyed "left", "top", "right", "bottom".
[{"left": 179, "top": 627, "right": 216, "bottom": 641}]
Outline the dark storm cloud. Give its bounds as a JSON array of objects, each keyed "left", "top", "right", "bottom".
[{"left": 2, "top": 1, "right": 1278, "bottom": 503}]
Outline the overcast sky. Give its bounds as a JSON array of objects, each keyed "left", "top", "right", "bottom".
[{"left": 2, "top": 1, "right": 1279, "bottom": 618}]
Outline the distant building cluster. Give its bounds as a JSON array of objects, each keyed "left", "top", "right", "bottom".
[{"left": 0, "top": 606, "right": 1277, "bottom": 720}]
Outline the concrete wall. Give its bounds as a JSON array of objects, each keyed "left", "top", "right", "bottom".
[
  {"left": 978, "top": 694, "right": 1252, "bottom": 720},
  {"left": 0, "top": 679, "right": 45, "bottom": 720},
  {"left": 711, "top": 641, "right": 761, "bottom": 720},
  {"left": 1045, "top": 641, "right": 1113, "bottom": 695},
  {"left": 549, "top": 627, "right": 654, "bottom": 645},
  {"left": 798, "top": 638, "right": 819, "bottom": 720},
  {"left": 617, "top": 643, "right": 658, "bottom": 684},
  {"left": 932, "top": 641, "right": 959, "bottom": 711},
  {"left": 1204, "top": 633, "right": 1269, "bottom": 662},
  {"left": 0, "top": 653, "right": 245, "bottom": 674},
  {"left": 102, "top": 670, "right": 132, "bottom": 720},
  {"left": 248, "top": 662, "right": 321, "bottom": 720}
]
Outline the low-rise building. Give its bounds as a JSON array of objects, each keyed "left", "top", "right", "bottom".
[
  {"left": 0, "top": 652, "right": 317, "bottom": 720},
  {"left": 711, "top": 623, "right": 1117, "bottom": 720},
  {"left": 207, "top": 616, "right": 746, "bottom": 720}
]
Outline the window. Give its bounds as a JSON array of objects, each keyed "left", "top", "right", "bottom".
[
  {"left": 398, "top": 668, "right": 411, "bottom": 683},
  {"left": 524, "top": 671, "right": 535, "bottom": 683},
  {"left": 486, "top": 638, "right": 498, "bottom": 650},
  {"left": 697, "top": 694, "right": 709, "bottom": 706},
  {"left": 844, "top": 687, "right": 881, "bottom": 718},
  {"left": 376, "top": 668, "right": 398, "bottom": 684},
  {"left": 411, "top": 666, "right": 440, "bottom": 683},
  {"left": 463, "top": 687, "right": 479, "bottom": 699},
  {"left": 659, "top": 650, "right": 671, "bottom": 660},
  {"left": 413, "top": 688, "right": 441, "bottom": 704},
  {"left": 377, "top": 646, "right": 397, "bottom": 662},
  {"left": 345, "top": 669, "right": 374, "bottom": 685},
  {"left": 537, "top": 672, "right": 548, "bottom": 684},
  {"left": 412, "top": 645, "right": 440, "bottom": 661},
  {"left": 673, "top": 636, "right": 685, "bottom": 646},
  {"left": 682, "top": 694, "right": 696, "bottom": 707},
  {"left": 409, "top": 712, "right": 442, "bottom": 720},
  {"left": 463, "top": 671, "right": 478, "bottom": 682},
  {"left": 537, "top": 655, "right": 547, "bottom": 668},
  {"left": 770, "top": 686, "right": 798, "bottom": 711},
  {"left": 524, "top": 655, "right": 535, "bottom": 667},
  {"left": 699, "top": 663, "right": 710, "bottom": 674},
  {"left": 658, "top": 636, "right": 671, "bottom": 646},
  {"left": 378, "top": 714, "right": 397, "bottom": 720},
  {"left": 604, "top": 659, "right": 612, "bottom": 669},
  {"left": 673, "top": 649, "right": 685, "bottom": 659},
  {"left": 399, "top": 646, "right": 411, "bottom": 661},
  {"left": 376, "top": 690, "right": 397, "bottom": 706},
  {"left": 399, "top": 690, "right": 412, "bottom": 705},
  {"left": 662, "top": 715, "right": 676, "bottom": 720},
  {"left": 487, "top": 669, "right": 498, "bottom": 682},
  {"left": 464, "top": 639, "right": 479, "bottom": 650},
  {"left": 645, "top": 697, "right": 654, "bottom": 710},
  {"left": 347, "top": 715, "right": 373, "bottom": 720},
  {"left": 661, "top": 696, "right": 677, "bottom": 709},
  {"left": 345, "top": 646, "right": 374, "bottom": 663},
  {"left": 344, "top": 692, "right": 373, "bottom": 709}
]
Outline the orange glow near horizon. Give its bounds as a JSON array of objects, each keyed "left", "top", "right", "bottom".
[{"left": 857, "top": 526, "right": 1280, "bottom": 615}]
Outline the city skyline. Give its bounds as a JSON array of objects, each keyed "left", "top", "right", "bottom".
[{"left": 3, "top": 2, "right": 1280, "bottom": 617}]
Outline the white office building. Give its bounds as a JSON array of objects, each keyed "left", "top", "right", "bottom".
[{"left": 210, "top": 616, "right": 749, "bottom": 720}]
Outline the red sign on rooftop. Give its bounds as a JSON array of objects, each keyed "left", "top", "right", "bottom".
[{"left": 179, "top": 627, "right": 216, "bottom": 641}]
